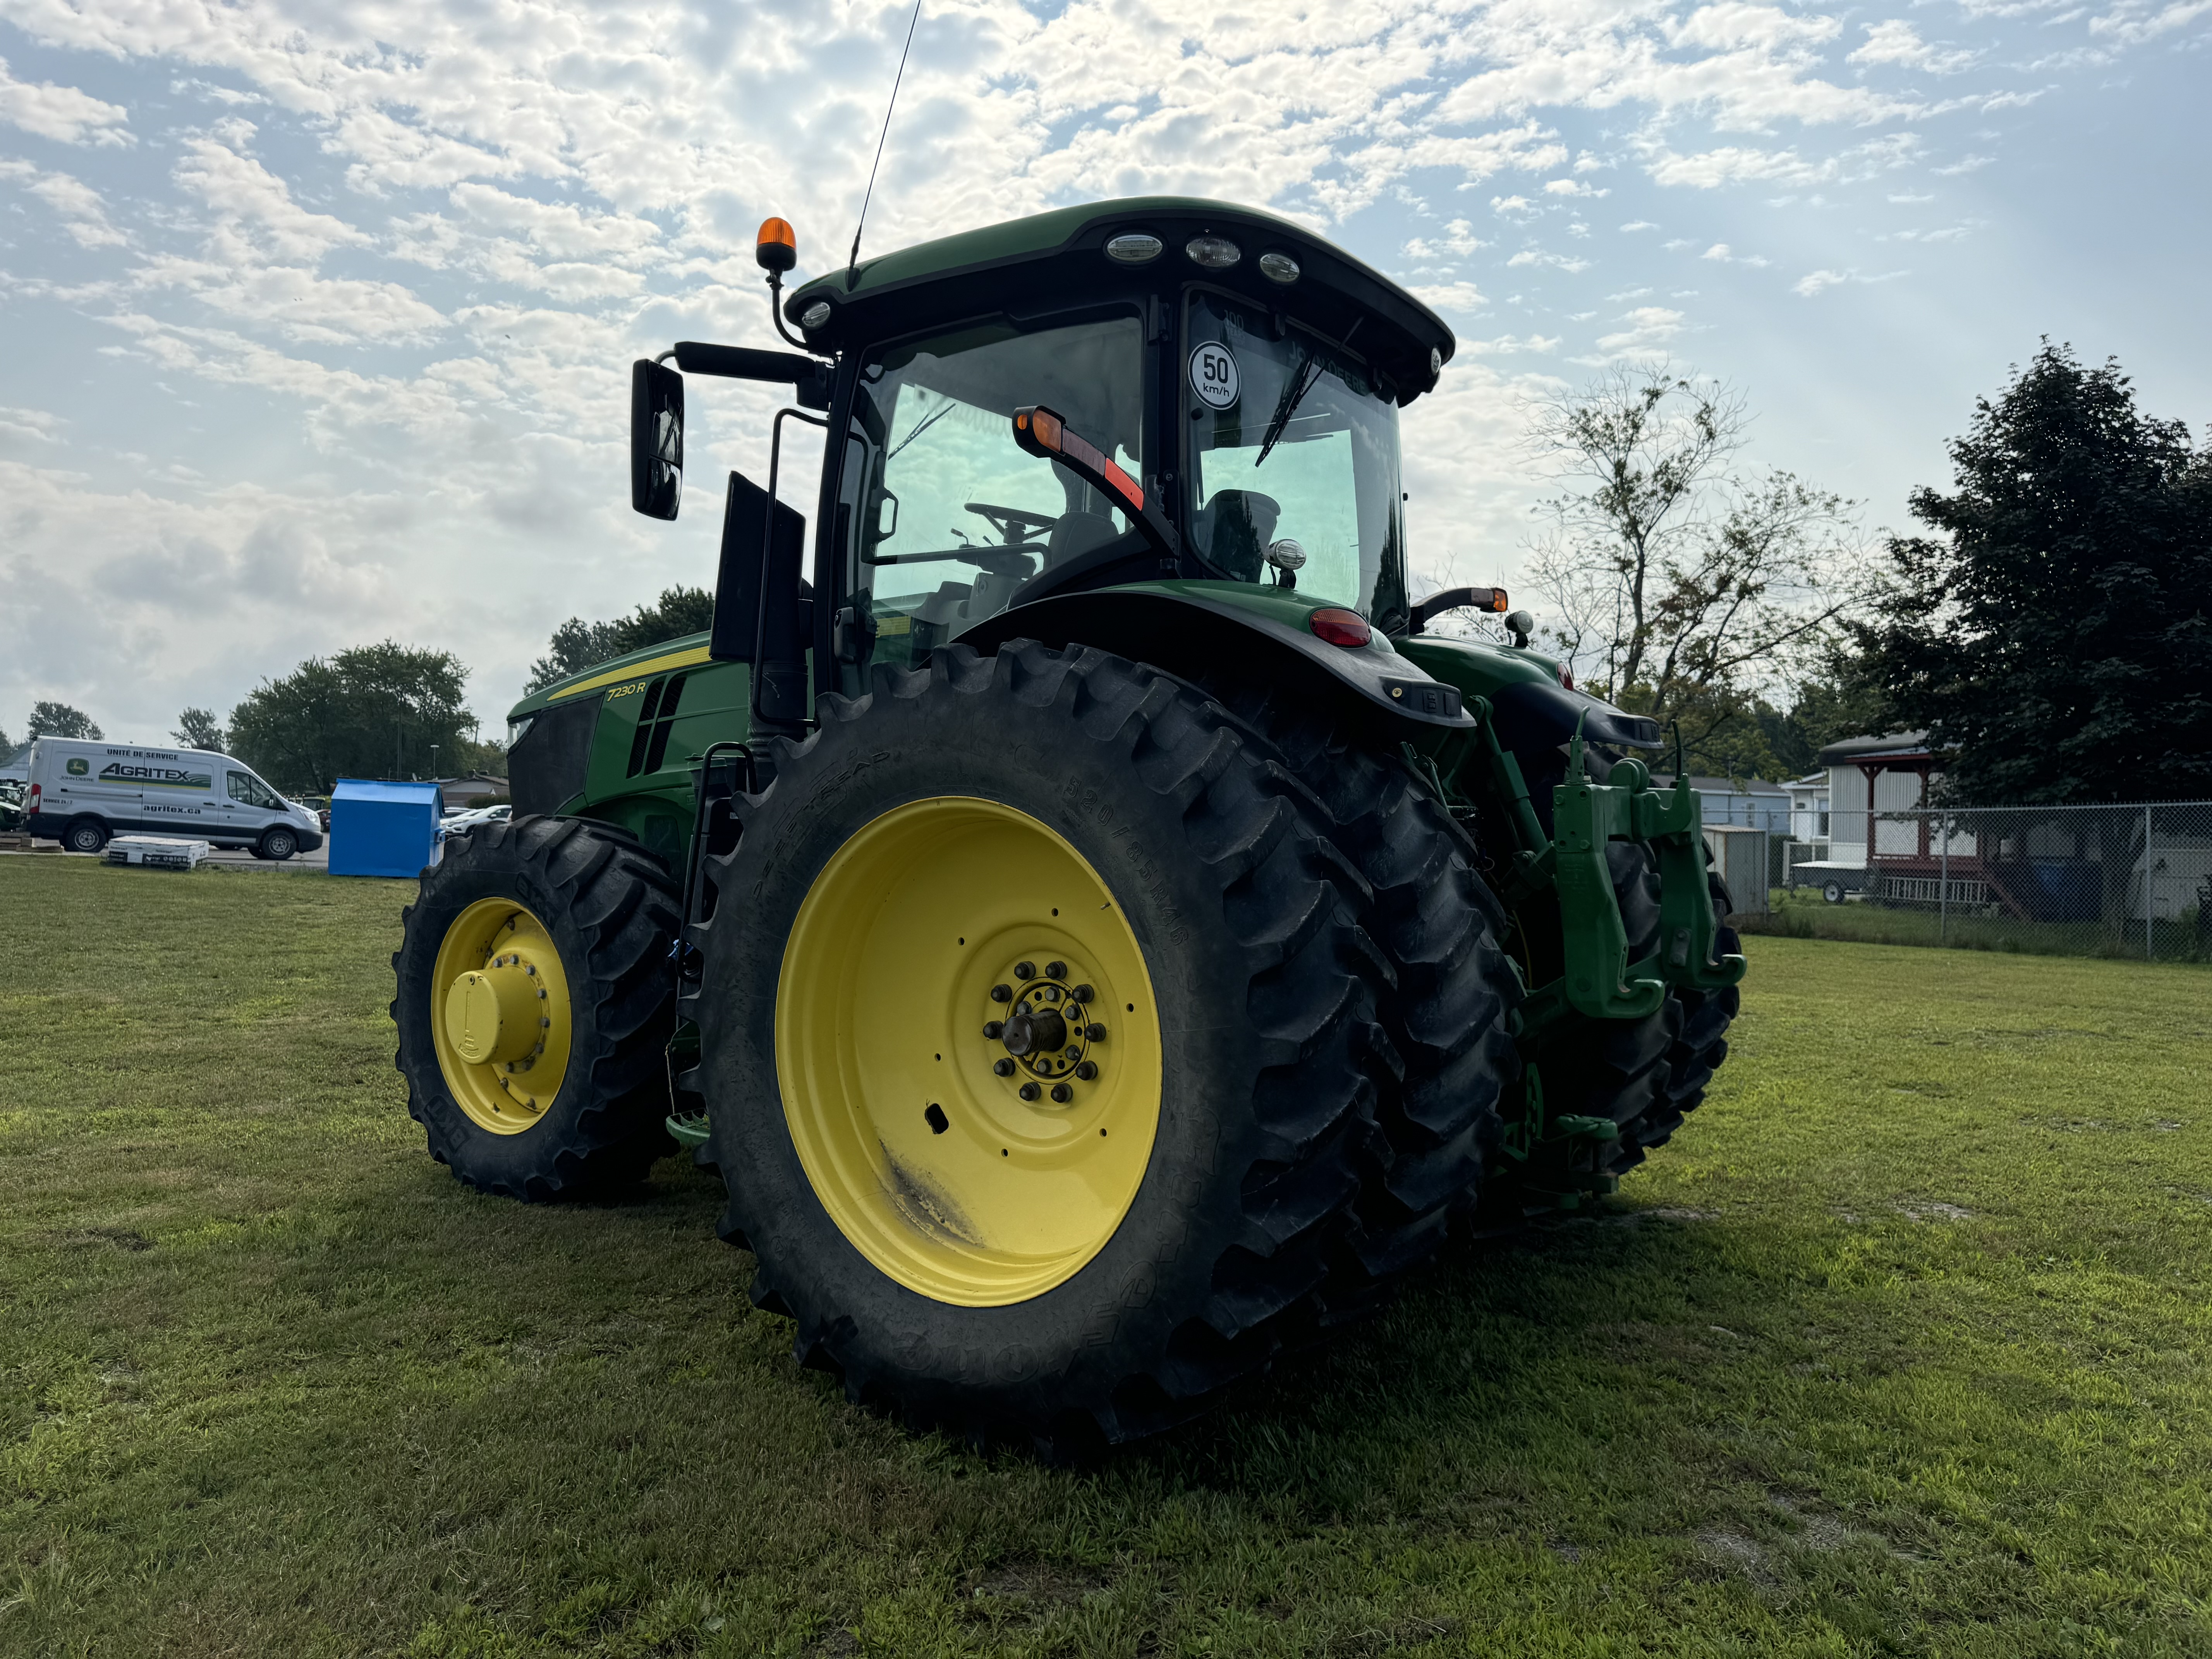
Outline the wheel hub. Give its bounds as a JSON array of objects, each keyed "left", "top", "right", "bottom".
[
  {"left": 984, "top": 960, "right": 1104, "bottom": 1099},
  {"left": 427, "top": 901, "right": 574, "bottom": 1133}
]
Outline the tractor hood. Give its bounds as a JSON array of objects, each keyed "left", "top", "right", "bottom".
[{"left": 784, "top": 197, "right": 1456, "bottom": 407}]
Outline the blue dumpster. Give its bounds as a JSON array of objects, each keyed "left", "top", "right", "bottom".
[{"left": 330, "top": 778, "right": 442, "bottom": 878}]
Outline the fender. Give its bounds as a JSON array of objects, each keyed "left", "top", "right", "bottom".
[{"left": 957, "top": 581, "right": 1478, "bottom": 733}]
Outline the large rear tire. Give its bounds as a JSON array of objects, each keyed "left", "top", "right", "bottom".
[
  {"left": 684, "top": 641, "right": 1406, "bottom": 1454},
  {"left": 392, "top": 816, "right": 681, "bottom": 1200},
  {"left": 1192, "top": 680, "right": 1522, "bottom": 1267}
]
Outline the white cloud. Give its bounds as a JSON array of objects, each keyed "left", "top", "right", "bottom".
[
  {"left": 1595, "top": 306, "right": 1687, "bottom": 354},
  {"left": 1543, "top": 178, "right": 1607, "bottom": 197},
  {"left": 0, "top": 57, "right": 131, "bottom": 146},
  {"left": 1850, "top": 21, "right": 1981, "bottom": 72},
  {"left": 1411, "top": 280, "right": 1488, "bottom": 313},
  {"left": 2088, "top": 0, "right": 2212, "bottom": 43},
  {"left": 0, "top": 159, "right": 127, "bottom": 247},
  {"left": 1620, "top": 220, "right": 1660, "bottom": 232},
  {"left": 1644, "top": 132, "right": 1923, "bottom": 188},
  {"left": 1700, "top": 241, "right": 1771, "bottom": 266},
  {"left": 1457, "top": 333, "right": 1561, "bottom": 355},
  {"left": 1793, "top": 267, "right": 1909, "bottom": 296},
  {"left": 1506, "top": 250, "right": 1592, "bottom": 273}
]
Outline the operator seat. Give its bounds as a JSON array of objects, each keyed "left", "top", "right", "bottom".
[
  {"left": 1045, "top": 510, "right": 1119, "bottom": 567},
  {"left": 1191, "top": 490, "right": 1281, "bottom": 583}
]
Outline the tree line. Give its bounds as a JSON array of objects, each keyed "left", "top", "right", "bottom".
[{"left": 1514, "top": 341, "right": 2210, "bottom": 805}]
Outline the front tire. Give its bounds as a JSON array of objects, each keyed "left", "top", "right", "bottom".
[
  {"left": 259, "top": 826, "right": 299, "bottom": 860},
  {"left": 392, "top": 816, "right": 681, "bottom": 1199},
  {"left": 687, "top": 642, "right": 1401, "bottom": 1453}
]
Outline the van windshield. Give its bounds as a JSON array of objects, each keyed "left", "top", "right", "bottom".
[{"left": 1184, "top": 292, "right": 1409, "bottom": 625}]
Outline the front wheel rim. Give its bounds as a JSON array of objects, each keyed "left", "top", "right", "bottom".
[
  {"left": 775, "top": 797, "right": 1164, "bottom": 1307},
  {"left": 429, "top": 897, "right": 575, "bottom": 1134}
]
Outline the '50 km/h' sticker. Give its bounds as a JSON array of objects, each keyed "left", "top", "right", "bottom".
[{"left": 1188, "top": 342, "right": 1239, "bottom": 410}]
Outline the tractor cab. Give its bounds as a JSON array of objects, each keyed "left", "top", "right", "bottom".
[{"left": 630, "top": 198, "right": 1491, "bottom": 734}]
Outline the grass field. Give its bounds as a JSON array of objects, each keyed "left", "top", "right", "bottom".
[
  {"left": 3, "top": 854, "right": 2209, "bottom": 1657},
  {"left": 1740, "top": 888, "right": 2212, "bottom": 963}
]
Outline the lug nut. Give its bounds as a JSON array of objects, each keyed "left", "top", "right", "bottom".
[
  {"left": 990, "top": 984, "right": 1012, "bottom": 1002},
  {"left": 1045, "top": 961, "right": 1066, "bottom": 980},
  {"left": 1076, "top": 1061, "right": 1097, "bottom": 1080},
  {"left": 1086, "top": 1023, "right": 1107, "bottom": 1041},
  {"left": 1018, "top": 1082, "right": 1041, "bottom": 1101},
  {"left": 1013, "top": 961, "right": 1036, "bottom": 981},
  {"left": 983, "top": 1020, "right": 1005, "bottom": 1039},
  {"left": 994, "top": 1058, "right": 1015, "bottom": 1077},
  {"left": 1051, "top": 1083, "right": 1073, "bottom": 1104},
  {"left": 1073, "top": 984, "right": 1094, "bottom": 1003},
  {"left": 1043, "top": 985, "right": 1061, "bottom": 1003}
]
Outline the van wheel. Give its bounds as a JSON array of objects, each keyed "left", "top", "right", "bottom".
[
  {"left": 63, "top": 818, "right": 108, "bottom": 854},
  {"left": 259, "top": 826, "right": 299, "bottom": 861},
  {"left": 1822, "top": 879, "right": 1846, "bottom": 905}
]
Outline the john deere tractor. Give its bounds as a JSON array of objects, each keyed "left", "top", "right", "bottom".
[{"left": 393, "top": 198, "right": 1745, "bottom": 1455}]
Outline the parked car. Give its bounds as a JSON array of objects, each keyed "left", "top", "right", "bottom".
[
  {"left": 21, "top": 737, "right": 324, "bottom": 859},
  {"left": 437, "top": 803, "right": 511, "bottom": 840}
]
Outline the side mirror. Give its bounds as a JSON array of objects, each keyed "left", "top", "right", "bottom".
[{"left": 630, "top": 359, "right": 684, "bottom": 520}]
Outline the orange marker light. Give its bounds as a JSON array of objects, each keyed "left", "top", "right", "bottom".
[
  {"left": 1489, "top": 588, "right": 1510, "bottom": 612},
  {"left": 1012, "top": 405, "right": 1143, "bottom": 515},
  {"left": 756, "top": 216, "right": 797, "bottom": 273}
]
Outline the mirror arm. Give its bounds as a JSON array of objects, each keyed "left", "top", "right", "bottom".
[
  {"left": 1408, "top": 585, "right": 1508, "bottom": 634},
  {"left": 673, "top": 341, "right": 832, "bottom": 412}
]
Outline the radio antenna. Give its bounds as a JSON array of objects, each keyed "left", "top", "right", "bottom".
[{"left": 847, "top": 0, "right": 923, "bottom": 286}]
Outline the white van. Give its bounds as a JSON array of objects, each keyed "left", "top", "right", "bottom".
[{"left": 24, "top": 738, "right": 325, "bottom": 860}]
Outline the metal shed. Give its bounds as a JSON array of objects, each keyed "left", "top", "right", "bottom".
[{"left": 330, "top": 778, "right": 441, "bottom": 878}]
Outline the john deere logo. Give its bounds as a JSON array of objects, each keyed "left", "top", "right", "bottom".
[
  {"left": 66, "top": 758, "right": 88, "bottom": 776},
  {"left": 98, "top": 761, "right": 212, "bottom": 790}
]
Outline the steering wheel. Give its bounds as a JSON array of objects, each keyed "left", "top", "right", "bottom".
[{"left": 964, "top": 501, "right": 1058, "bottom": 545}]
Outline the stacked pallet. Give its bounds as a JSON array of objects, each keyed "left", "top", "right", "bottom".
[{"left": 104, "top": 836, "right": 213, "bottom": 870}]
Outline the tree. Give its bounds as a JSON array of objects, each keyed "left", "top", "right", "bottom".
[
  {"left": 1525, "top": 365, "right": 1866, "bottom": 778},
  {"left": 1856, "top": 342, "right": 2212, "bottom": 805},
  {"left": 227, "top": 642, "right": 476, "bottom": 795},
  {"left": 27, "top": 701, "right": 102, "bottom": 741},
  {"left": 172, "top": 708, "right": 226, "bottom": 753},
  {"left": 527, "top": 586, "right": 715, "bottom": 693}
]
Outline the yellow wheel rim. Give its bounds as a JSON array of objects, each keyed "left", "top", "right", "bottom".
[
  {"left": 429, "top": 897, "right": 575, "bottom": 1135},
  {"left": 776, "top": 798, "right": 1164, "bottom": 1307}
]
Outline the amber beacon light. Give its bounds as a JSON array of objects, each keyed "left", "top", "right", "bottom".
[{"left": 756, "top": 216, "right": 797, "bottom": 273}]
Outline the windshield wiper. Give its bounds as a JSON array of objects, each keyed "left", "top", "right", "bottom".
[{"left": 1253, "top": 347, "right": 1327, "bottom": 469}]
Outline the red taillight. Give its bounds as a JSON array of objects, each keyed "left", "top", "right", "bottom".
[
  {"left": 1309, "top": 608, "right": 1371, "bottom": 648},
  {"left": 1557, "top": 664, "right": 1575, "bottom": 690},
  {"left": 27, "top": 784, "right": 40, "bottom": 812}
]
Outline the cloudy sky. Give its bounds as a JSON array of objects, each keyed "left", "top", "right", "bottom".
[{"left": 1, "top": 0, "right": 2205, "bottom": 745}]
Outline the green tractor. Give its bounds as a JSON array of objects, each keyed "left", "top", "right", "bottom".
[{"left": 392, "top": 198, "right": 1745, "bottom": 1455}]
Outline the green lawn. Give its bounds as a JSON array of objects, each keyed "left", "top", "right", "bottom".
[
  {"left": 3, "top": 854, "right": 2209, "bottom": 1657},
  {"left": 1742, "top": 887, "right": 2212, "bottom": 963}
]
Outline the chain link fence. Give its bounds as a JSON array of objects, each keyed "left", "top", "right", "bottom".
[{"left": 1756, "top": 800, "right": 2212, "bottom": 962}]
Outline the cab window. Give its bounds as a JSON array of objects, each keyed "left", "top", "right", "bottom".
[
  {"left": 227, "top": 771, "right": 280, "bottom": 809},
  {"left": 1185, "top": 292, "right": 1409, "bottom": 623},
  {"left": 843, "top": 314, "right": 1144, "bottom": 672}
]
